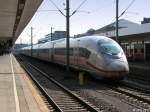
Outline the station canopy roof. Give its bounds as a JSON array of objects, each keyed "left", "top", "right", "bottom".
[
  {"left": 0, "top": 0, "right": 43, "bottom": 43},
  {"left": 94, "top": 19, "right": 150, "bottom": 41}
]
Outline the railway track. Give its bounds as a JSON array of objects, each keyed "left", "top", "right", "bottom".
[
  {"left": 16, "top": 55, "right": 100, "bottom": 112},
  {"left": 127, "top": 74, "right": 150, "bottom": 83},
  {"left": 98, "top": 81, "right": 150, "bottom": 109},
  {"left": 129, "top": 66, "right": 150, "bottom": 83},
  {"left": 111, "top": 84, "right": 150, "bottom": 106},
  {"left": 16, "top": 55, "right": 150, "bottom": 111},
  {"left": 121, "top": 79, "right": 150, "bottom": 94}
]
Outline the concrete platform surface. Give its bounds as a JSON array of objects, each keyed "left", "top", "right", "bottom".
[{"left": 0, "top": 54, "right": 49, "bottom": 112}]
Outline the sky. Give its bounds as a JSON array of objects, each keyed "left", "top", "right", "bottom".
[{"left": 16, "top": 0, "right": 150, "bottom": 44}]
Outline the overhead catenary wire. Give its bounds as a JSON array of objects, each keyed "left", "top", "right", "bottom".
[
  {"left": 37, "top": 10, "right": 58, "bottom": 12},
  {"left": 89, "top": 0, "right": 115, "bottom": 14},
  {"left": 48, "top": 0, "right": 66, "bottom": 16},
  {"left": 75, "top": 10, "right": 90, "bottom": 14},
  {"left": 70, "top": 0, "right": 88, "bottom": 16},
  {"left": 25, "top": 31, "right": 31, "bottom": 38},
  {"left": 108, "top": 0, "right": 136, "bottom": 24},
  {"left": 118, "top": 0, "right": 136, "bottom": 18},
  {"left": 47, "top": 0, "right": 89, "bottom": 17}
]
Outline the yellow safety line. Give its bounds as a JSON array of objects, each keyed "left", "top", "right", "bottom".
[{"left": 10, "top": 54, "right": 20, "bottom": 112}]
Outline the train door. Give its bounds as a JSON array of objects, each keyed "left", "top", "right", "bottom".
[
  {"left": 73, "top": 40, "right": 80, "bottom": 67},
  {"left": 51, "top": 42, "right": 54, "bottom": 61},
  {"left": 48, "top": 44, "right": 51, "bottom": 61},
  {"left": 145, "top": 43, "right": 150, "bottom": 61},
  {"left": 48, "top": 43, "right": 52, "bottom": 61}
]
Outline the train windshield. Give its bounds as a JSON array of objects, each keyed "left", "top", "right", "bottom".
[{"left": 98, "top": 40, "right": 121, "bottom": 55}]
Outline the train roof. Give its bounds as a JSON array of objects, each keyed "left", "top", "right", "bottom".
[
  {"left": 75, "top": 35, "right": 110, "bottom": 41},
  {"left": 21, "top": 36, "right": 113, "bottom": 50}
]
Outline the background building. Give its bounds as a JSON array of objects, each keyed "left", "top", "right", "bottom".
[
  {"left": 38, "top": 31, "right": 66, "bottom": 43},
  {"left": 141, "top": 17, "right": 150, "bottom": 24},
  {"left": 74, "top": 29, "right": 95, "bottom": 38},
  {"left": 45, "top": 31, "right": 66, "bottom": 41}
]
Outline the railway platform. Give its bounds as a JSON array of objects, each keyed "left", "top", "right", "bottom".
[{"left": 0, "top": 54, "right": 49, "bottom": 112}]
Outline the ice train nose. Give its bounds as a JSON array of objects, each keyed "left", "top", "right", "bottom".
[{"left": 108, "top": 61, "right": 129, "bottom": 72}]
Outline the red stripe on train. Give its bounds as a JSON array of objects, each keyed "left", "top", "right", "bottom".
[{"left": 86, "top": 61, "right": 126, "bottom": 73}]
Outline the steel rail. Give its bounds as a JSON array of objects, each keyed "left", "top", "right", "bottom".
[
  {"left": 110, "top": 84, "right": 150, "bottom": 105},
  {"left": 16, "top": 56, "right": 63, "bottom": 112},
  {"left": 121, "top": 79, "right": 150, "bottom": 94},
  {"left": 16, "top": 55, "right": 100, "bottom": 112}
]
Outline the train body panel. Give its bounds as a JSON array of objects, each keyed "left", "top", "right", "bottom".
[{"left": 19, "top": 36, "right": 129, "bottom": 79}]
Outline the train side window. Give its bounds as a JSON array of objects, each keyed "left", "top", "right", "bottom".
[
  {"left": 73, "top": 48, "right": 78, "bottom": 56},
  {"left": 63, "top": 48, "right": 66, "bottom": 55},
  {"left": 85, "top": 48, "right": 91, "bottom": 58},
  {"left": 80, "top": 48, "right": 85, "bottom": 57},
  {"left": 134, "top": 48, "right": 137, "bottom": 53},
  {"left": 141, "top": 48, "right": 144, "bottom": 53},
  {"left": 55, "top": 48, "right": 68, "bottom": 55},
  {"left": 70, "top": 48, "right": 74, "bottom": 56},
  {"left": 78, "top": 48, "right": 90, "bottom": 58}
]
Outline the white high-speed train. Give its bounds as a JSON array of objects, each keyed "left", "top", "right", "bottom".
[{"left": 20, "top": 36, "right": 129, "bottom": 79}]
